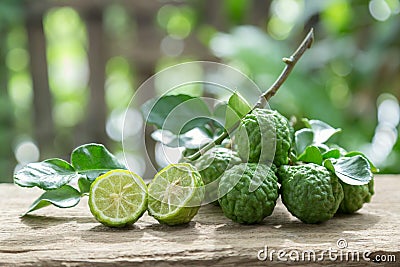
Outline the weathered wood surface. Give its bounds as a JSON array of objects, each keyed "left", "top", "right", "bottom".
[{"left": 0, "top": 175, "right": 399, "bottom": 266}]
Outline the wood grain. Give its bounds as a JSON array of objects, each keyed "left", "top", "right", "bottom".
[{"left": 0, "top": 175, "right": 399, "bottom": 266}]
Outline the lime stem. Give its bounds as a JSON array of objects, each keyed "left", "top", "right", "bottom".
[
  {"left": 186, "top": 28, "right": 314, "bottom": 161},
  {"left": 255, "top": 28, "right": 314, "bottom": 109}
]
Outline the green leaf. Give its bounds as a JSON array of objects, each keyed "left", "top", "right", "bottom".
[
  {"left": 14, "top": 159, "right": 79, "bottom": 190},
  {"left": 323, "top": 155, "right": 373, "bottom": 185},
  {"left": 225, "top": 92, "right": 251, "bottom": 130},
  {"left": 322, "top": 148, "right": 341, "bottom": 160},
  {"left": 298, "top": 145, "right": 323, "bottom": 165},
  {"left": 14, "top": 144, "right": 125, "bottom": 191},
  {"left": 228, "top": 91, "right": 251, "bottom": 118},
  {"left": 294, "top": 128, "right": 314, "bottom": 155},
  {"left": 328, "top": 144, "right": 348, "bottom": 156},
  {"left": 323, "top": 158, "right": 335, "bottom": 173},
  {"left": 345, "top": 151, "right": 379, "bottom": 173},
  {"left": 315, "top": 144, "right": 330, "bottom": 154},
  {"left": 225, "top": 105, "right": 242, "bottom": 130},
  {"left": 71, "top": 143, "right": 126, "bottom": 180},
  {"left": 302, "top": 119, "right": 341, "bottom": 144},
  {"left": 14, "top": 143, "right": 127, "bottom": 213},
  {"left": 78, "top": 178, "right": 91, "bottom": 195},
  {"left": 141, "top": 94, "right": 212, "bottom": 134},
  {"left": 23, "top": 185, "right": 81, "bottom": 215},
  {"left": 213, "top": 102, "right": 227, "bottom": 127},
  {"left": 141, "top": 94, "right": 190, "bottom": 127},
  {"left": 180, "top": 118, "right": 213, "bottom": 134}
]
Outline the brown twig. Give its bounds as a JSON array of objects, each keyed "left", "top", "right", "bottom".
[
  {"left": 255, "top": 28, "right": 314, "bottom": 109},
  {"left": 187, "top": 28, "right": 314, "bottom": 161}
]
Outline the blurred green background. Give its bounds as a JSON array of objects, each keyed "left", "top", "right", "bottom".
[{"left": 1, "top": 0, "right": 399, "bottom": 182}]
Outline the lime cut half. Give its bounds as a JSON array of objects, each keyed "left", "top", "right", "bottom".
[
  {"left": 89, "top": 169, "right": 147, "bottom": 227},
  {"left": 148, "top": 163, "right": 204, "bottom": 225}
]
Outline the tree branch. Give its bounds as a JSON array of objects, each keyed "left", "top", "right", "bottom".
[
  {"left": 187, "top": 28, "right": 314, "bottom": 161},
  {"left": 255, "top": 28, "right": 314, "bottom": 109}
]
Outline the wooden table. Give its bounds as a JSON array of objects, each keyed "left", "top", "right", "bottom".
[{"left": 1, "top": 175, "right": 399, "bottom": 266}]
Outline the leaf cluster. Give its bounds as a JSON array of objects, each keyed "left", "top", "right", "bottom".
[
  {"left": 14, "top": 144, "right": 125, "bottom": 215},
  {"left": 141, "top": 92, "right": 251, "bottom": 150},
  {"left": 293, "top": 119, "right": 377, "bottom": 185}
]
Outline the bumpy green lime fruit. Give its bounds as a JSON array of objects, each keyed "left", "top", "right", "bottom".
[
  {"left": 218, "top": 163, "right": 279, "bottom": 224},
  {"left": 235, "top": 108, "right": 291, "bottom": 166},
  {"left": 278, "top": 163, "right": 344, "bottom": 224},
  {"left": 337, "top": 179, "right": 374, "bottom": 214},
  {"left": 194, "top": 147, "right": 242, "bottom": 204}
]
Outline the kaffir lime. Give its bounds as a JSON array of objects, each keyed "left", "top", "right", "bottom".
[
  {"left": 218, "top": 163, "right": 279, "bottom": 224},
  {"left": 278, "top": 163, "right": 344, "bottom": 224},
  {"left": 235, "top": 108, "right": 291, "bottom": 167}
]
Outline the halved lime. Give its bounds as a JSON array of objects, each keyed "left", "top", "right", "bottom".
[
  {"left": 88, "top": 169, "right": 147, "bottom": 227},
  {"left": 148, "top": 163, "right": 204, "bottom": 225}
]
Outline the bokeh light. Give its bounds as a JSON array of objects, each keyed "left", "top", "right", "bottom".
[
  {"left": 8, "top": 72, "right": 32, "bottom": 109},
  {"left": 105, "top": 56, "right": 134, "bottom": 110},
  {"left": 363, "top": 94, "right": 400, "bottom": 165},
  {"left": 272, "top": 0, "right": 303, "bottom": 24},
  {"left": 160, "top": 36, "right": 184, "bottom": 57},
  {"left": 155, "top": 142, "right": 182, "bottom": 168},
  {"left": 267, "top": 15, "right": 293, "bottom": 40},
  {"left": 369, "top": 0, "right": 392, "bottom": 21},
  {"left": 107, "top": 108, "right": 143, "bottom": 142},
  {"left": 14, "top": 140, "right": 40, "bottom": 165},
  {"left": 116, "top": 152, "right": 146, "bottom": 178},
  {"left": 44, "top": 7, "right": 89, "bottom": 129},
  {"left": 104, "top": 4, "right": 133, "bottom": 37},
  {"left": 6, "top": 48, "right": 29, "bottom": 72},
  {"left": 53, "top": 101, "right": 84, "bottom": 127},
  {"left": 155, "top": 61, "right": 203, "bottom": 96},
  {"left": 267, "top": 0, "right": 303, "bottom": 40},
  {"left": 322, "top": 0, "right": 352, "bottom": 32}
]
